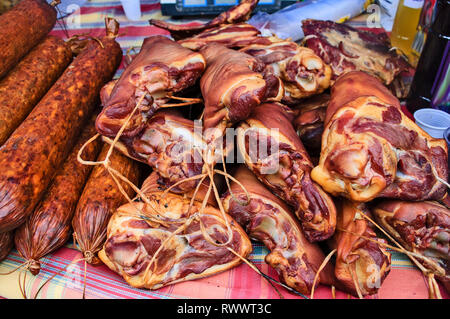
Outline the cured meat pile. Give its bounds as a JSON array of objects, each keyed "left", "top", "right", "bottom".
[{"left": 0, "top": 0, "right": 448, "bottom": 300}]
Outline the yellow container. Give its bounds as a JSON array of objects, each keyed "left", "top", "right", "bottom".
[{"left": 390, "top": 0, "right": 425, "bottom": 66}]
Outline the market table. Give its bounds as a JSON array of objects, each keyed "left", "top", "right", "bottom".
[{"left": 0, "top": 0, "right": 448, "bottom": 299}]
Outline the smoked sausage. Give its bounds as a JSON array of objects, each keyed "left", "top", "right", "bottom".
[
  {"left": 72, "top": 145, "right": 140, "bottom": 264},
  {"left": 0, "top": 35, "right": 72, "bottom": 145},
  {"left": 0, "top": 27, "right": 122, "bottom": 233},
  {"left": 0, "top": 0, "right": 57, "bottom": 78},
  {"left": 14, "top": 115, "right": 103, "bottom": 275}
]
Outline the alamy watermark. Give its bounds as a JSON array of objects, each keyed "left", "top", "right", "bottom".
[{"left": 366, "top": 4, "right": 382, "bottom": 28}]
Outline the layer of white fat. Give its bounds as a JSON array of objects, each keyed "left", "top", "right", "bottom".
[{"left": 222, "top": 75, "right": 265, "bottom": 107}]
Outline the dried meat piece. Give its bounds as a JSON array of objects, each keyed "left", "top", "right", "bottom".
[
  {"left": 302, "top": 19, "right": 410, "bottom": 85},
  {"left": 236, "top": 102, "right": 336, "bottom": 242},
  {"left": 333, "top": 200, "right": 391, "bottom": 296},
  {"left": 150, "top": 0, "right": 260, "bottom": 40},
  {"left": 103, "top": 109, "right": 206, "bottom": 194},
  {"left": 96, "top": 36, "right": 205, "bottom": 138},
  {"left": 292, "top": 93, "right": 330, "bottom": 157},
  {"left": 200, "top": 43, "right": 284, "bottom": 142},
  {"left": 178, "top": 23, "right": 276, "bottom": 51},
  {"left": 98, "top": 174, "right": 252, "bottom": 289},
  {"left": 222, "top": 166, "right": 336, "bottom": 294},
  {"left": 311, "top": 72, "right": 448, "bottom": 202}
]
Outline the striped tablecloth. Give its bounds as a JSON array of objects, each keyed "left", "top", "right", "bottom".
[
  {"left": 0, "top": 0, "right": 447, "bottom": 299},
  {"left": 1, "top": 242, "right": 446, "bottom": 299}
]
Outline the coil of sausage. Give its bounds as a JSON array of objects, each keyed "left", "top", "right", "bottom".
[
  {"left": 0, "top": 22, "right": 122, "bottom": 233},
  {"left": 14, "top": 115, "right": 103, "bottom": 275},
  {"left": 72, "top": 145, "right": 141, "bottom": 264},
  {"left": 372, "top": 200, "right": 450, "bottom": 292},
  {"left": 0, "top": 231, "right": 13, "bottom": 262},
  {"left": 0, "top": 0, "right": 57, "bottom": 78},
  {"left": 0, "top": 35, "right": 72, "bottom": 146}
]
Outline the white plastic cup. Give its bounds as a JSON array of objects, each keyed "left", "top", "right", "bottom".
[
  {"left": 413, "top": 108, "right": 450, "bottom": 139},
  {"left": 120, "top": 0, "right": 141, "bottom": 21}
]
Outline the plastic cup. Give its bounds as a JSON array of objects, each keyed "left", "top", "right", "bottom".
[
  {"left": 413, "top": 108, "right": 450, "bottom": 139},
  {"left": 120, "top": 0, "right": 141, "bottom": 21}
]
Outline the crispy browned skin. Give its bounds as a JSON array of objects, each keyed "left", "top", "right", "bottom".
[
  {"left": 372, "top": 200, "right": 449, "bottom": 292},
  {"left": 0, "top": 0, "right": 57, "bottom": 78},
  {"left": 222, "top": 166, "right": 335, "bottom": 294},
  {"left": 178, "top": 23, "right": 275, "bottom": 51},
  {"left": 14, "top": 115, "right": 103, "bottom": 275},
  {"left": 98, "top": 173, "right": 251, "bottom": 290},
  {"left": 311, "top": 71, "right": 448, "bottom": 202},
  {"left": 0, "top": 35, "right": 122, "bottom": 233},
  {"left": 149, "top": 0, "right": 259, "bottom": 40},
  {"left": 333, "top": 200, "right": 391, "bottom": 297},
  {"left": 0, "top": 231, "right": 13, "bottom": 262},
  {"left": 237, "top": 102, "right": 336, "bottom": 242},
  {"left": 0, "top": 35, "right": 72, "bottom": 146},
  {"left": 72, "top": 145, "right": 140, "bottom": 264},
  {"left": 96, "top": 36, "right": 205, "bottom": 138},
  {"left": 200, "top": 43, "right": 283, "bottom": 142}
]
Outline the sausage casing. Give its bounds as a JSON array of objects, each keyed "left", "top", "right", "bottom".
[
  {"left": 14, "top": 115, "right": 103, "bottom": 275},
  {"left": 0, "top": 36, "right": 122, "bottom": 233},
  {"left": 72, "top": 145, "right": 140, "bottom": 264},
  {"left": 0, "top": 0, "right": 57, "bottom": 78},
  {"left": 0, "top": 35, "right": 72, "bottom": 145}
]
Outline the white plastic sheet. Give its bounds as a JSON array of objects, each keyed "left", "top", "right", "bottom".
[{"left": 248, "top": 0, "right": 369, "bottom": 41}]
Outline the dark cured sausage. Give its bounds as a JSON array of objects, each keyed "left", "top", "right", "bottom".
[
  {"left": 72, "top": 145, "right": 140, "bottom": 264},
  {"left": 14, "top": 114, "right": 103, "bottom": 275},
  {"left": 0, "top": 35, "right": 72, "bottom": 146},
  {"left": 0, "top": 32, "right": 122, "bottom": 233},
  {"left": 0, "top": 0, "right": 57, "bottom": 78},
  {"left": 0, "top": 231, "right": 13, "bottom": 262}
]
